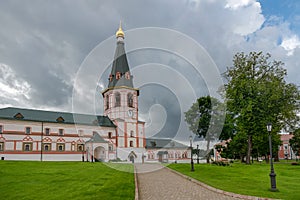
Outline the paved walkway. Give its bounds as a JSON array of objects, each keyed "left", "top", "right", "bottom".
[{"left": 135, "top": 163, "right": 241, "bottom": 200}]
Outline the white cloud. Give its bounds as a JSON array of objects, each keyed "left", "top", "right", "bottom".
[
  {"left": 0, "top": 63, "right": 31, "bottom": 104},
  {"left": 281, "top": 35, "right": 300, "bottom": 56},
  {"left": 224, "top": 0, "right": 264, "bottom": 36},
  {"left": 225, "top": 0, "right": 257, "bottom": 10}
]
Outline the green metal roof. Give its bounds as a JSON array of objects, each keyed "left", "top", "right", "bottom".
[
  {"left": 0, "top": 107, "right": 116, "bottom": 127},
  {"left": 86, "top": 132, "right": 108, "bottom": 143},
  {"left": 145, "top": 138, "right": 188, "bottom": 149},
  {"left": 108, "top": 40, "right": 134, "bottom": 88}
]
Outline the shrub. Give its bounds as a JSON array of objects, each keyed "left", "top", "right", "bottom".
[{"left": 212, "top": 161, "right": 230, "bottom": 166}]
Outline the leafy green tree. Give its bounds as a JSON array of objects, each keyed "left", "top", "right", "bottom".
[
  {"left": 223, "top": 52, "right": 300, "bottom": 164},
  {"left": 185, "top": 96, "right": 226, "bottom": 163},
  {"left": 290, "top": 129, "right": 300, "bottom": 161}
]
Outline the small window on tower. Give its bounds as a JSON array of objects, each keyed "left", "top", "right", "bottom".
[
  {"left": 115, "top": 92, "right": 121, "bottom": 107},
  {"left": 0, "top": 125, "right": 3, "bottom": 134},
  {"left": 125, "top": 72, "right": 130, "bottom": 79},
  {"left": 116, "top": 72, "right": 121, "bottom": 79},
  {"left": 106, "top": 95, "right": 110, "bottom": 110},
  {"left": 108, "top": 132, "right": 112, "bottom": 139},
  {"left": 130, "top": 141, "right": 133, "bottom": 147},
  {"left": 128, "top": 93, "right": 134, "bottom": 107},
  {"left": 109, "top": 74, "right": 113, "bottom": 82}
]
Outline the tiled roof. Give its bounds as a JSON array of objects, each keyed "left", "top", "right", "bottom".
[{"left": 0, "top": 107, "right": 116, "bottom": 127}]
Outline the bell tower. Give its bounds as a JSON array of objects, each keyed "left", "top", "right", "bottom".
[{"left": 102, "top": 23, "right": 145, "bottom": 149}]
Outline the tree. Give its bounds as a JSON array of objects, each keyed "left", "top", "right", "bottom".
[
  {"left": 185, "top": 96, "right": 226, "bottom": 163},
  {"left": 223, "top": 52, "right": 300, "bottom": 164},
  {"left": 290, "top": 129, "right": 300, "bottom": 161}
]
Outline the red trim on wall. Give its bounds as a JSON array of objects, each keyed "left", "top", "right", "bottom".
[
  {"left": 14, "top": 141, "right": 16, "bottom": 150},
  {"left": 124, "top": 122, "right": 127, "bottom": 148},
  {"left": 36, "top": 141, "right": 39, "bottom": 151},
  {"left": 136, "top": 123, "right": 139, "bottom": 148},
  {"left": 2, "top": 151, "right": 83, "bottom": 154},
  {"left": 3, "top": 131, "right": 82, "bottom": 137}
]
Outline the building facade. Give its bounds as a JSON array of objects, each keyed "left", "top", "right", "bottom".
[{"left": 0, "top": 25, "right": 190, "bottom": 163}]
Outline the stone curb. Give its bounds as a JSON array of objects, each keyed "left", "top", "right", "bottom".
[
  {"left": 134, "top": 165, "right": 139, "bottom": 200},
  {"left": 166, "top": 167, "right": 280, "bottom": 200}
]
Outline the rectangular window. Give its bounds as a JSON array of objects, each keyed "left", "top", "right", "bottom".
[
  {"left": 78, "top": 130, "right": 84, "bottom": 137},
  {"left": 45, "top": 128, "right": 50, "bottom": 136},
  {"left": 23, "top": 143, "right": 32, "bottom": 151},
  {"left": 0, "top": 142, "right": 4, "bottom": 151},
  {"left": 57, "top": 143, "right": 65, "bottom": 151},
  {"left": 108, "top": 132, "right": 112, "bottom": 139},
  {"left": 25, "top": 127, "right": 31, "bottom": 134},
  {"left": 108, "top": 145, "right": 113, "bottom": 151},
  {"left": 58, "top": 129, "right": 64, "bottom": 136},
  {"left": 0, "top": 125, "right": 3, "bottom": 134}
]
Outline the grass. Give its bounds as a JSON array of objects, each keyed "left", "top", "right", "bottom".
[
  {"left": 168, "top": 162, "right": 300, "bottom": 200},
  {"left": 0, "top": 161, "right": 135, "bottom": 200}
]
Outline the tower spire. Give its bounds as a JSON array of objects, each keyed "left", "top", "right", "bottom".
[
  {"left": 107, "top": 23, "right": 133, "bottom": 88},
  {"left": 116, "top": 21, "right": 125, "bottom": 39}
]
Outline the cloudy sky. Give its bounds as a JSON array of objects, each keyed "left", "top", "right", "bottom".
[{"left": 0, "top": 0, "right": 299, "bottom": 140}]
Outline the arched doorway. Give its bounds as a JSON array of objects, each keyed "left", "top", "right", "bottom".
[
  {"left": 128, "top": 151, "right": 137, "bottom": 163},
  {"left": 94, "top": 146, "right": 106, "bottom": 162}
]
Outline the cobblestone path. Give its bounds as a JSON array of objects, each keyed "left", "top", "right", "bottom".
[{"left": 135, "top": 163, "right": 241, "bottom": 200}]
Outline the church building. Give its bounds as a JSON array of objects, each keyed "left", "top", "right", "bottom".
[{"left": 0, "top": 24, "right": 190, "bottom": 163}]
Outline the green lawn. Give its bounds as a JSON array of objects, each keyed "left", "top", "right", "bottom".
[
  {"left": 168, "top": 162, "right": 300, "bottom": 200},
  {"left": 0, "top": 161, "right": 135, "bottom": 200}
]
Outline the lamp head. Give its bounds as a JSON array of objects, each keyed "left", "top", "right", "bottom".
[{"left": 267, "top": 122, "right": 272, "bottom": 132}]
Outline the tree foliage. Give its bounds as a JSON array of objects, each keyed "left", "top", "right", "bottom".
[
  {"left": 290, "top": 129, "right": 300, "bottom": 160},
  {"left": 223, "top": 52, "right": 300, "bottom": 164},
  {"left": 185, "top": 96, "right": 227, "bottom": 163}
]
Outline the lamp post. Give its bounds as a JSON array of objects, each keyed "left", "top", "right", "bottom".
[
  {"left": 267, "top": 122, "right": 277, "bottom": 191},
  {"left": 91, "top": 138, "right": 94, "bottom": 163},
  {"left": 196, "top": 144, "right": 199, "bottom": 164},
  {"left": 189, "top": 135, "right": 194, "bottom": 171}
]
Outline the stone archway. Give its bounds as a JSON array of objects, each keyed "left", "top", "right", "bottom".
[{"left": 94, "top": 146, "right": 106, "bottom": 161}]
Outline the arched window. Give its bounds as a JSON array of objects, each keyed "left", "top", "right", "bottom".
[
  {"left": 116, "top": 72, "right": 121, "bottom": 79},
  {"left": 106, "top": 95, "right": 109, "bottom": 110},
  {"left": 43, "top": 144, "right": 51, "bottom": 151},
  {"left": 115, "top": 92, "right": 121, "bottom": 107},
  {"left": 127, "top": 93, "right": 133, "bottom": 107},
  {"left": 129, "top": 141, "right": 133, "bottom": 147},
  {"left": 130, "top": 131, "right": 134, "bottom": 137},
  {"left": 125, "top": 72, "right": 130, "bottom": 79}
]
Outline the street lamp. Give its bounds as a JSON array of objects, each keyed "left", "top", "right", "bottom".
[
  {"left": 267, "top": 122, "right": 278, "bottom": 191},
  {"left": 91, "top": 138, "right": 94, "bottom": 163},
  {"left": 189, "top": 135, "right": 194, "bottom": 171},
  {"left": 196, "top": 144, "right": 200, "bottom": 164}
]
